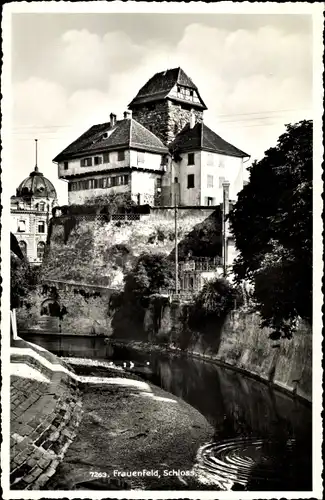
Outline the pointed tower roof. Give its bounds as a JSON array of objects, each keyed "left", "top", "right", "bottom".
[{"left": 128, "top": 67, "right": 207, "bottom": 110}]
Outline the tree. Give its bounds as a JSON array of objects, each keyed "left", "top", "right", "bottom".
[
  {"left": 229, "top": 120, "right": 312, "bottom": 339},
  {"left": 123, "top": 252, "right": 174, "bottom": 307},
  {"left": 11, "top": 253, "right": 39, "bottom": 309},
  {"left": 188, "top": 278, "right": 240, "bottom": 331},
  {"left": 111, "top": 253, "right": 174, "bottom": 338}
]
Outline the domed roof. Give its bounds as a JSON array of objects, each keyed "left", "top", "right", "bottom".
[{"left": 16, "top": 167, "right": 57, "bottom": 199}]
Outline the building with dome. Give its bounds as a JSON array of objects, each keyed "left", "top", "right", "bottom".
[{"left": 10, "top": 145, "right": 57, "bottom": 265}]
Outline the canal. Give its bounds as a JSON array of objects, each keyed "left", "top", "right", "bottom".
[{"left": 22, "top": 333, "right": 312, "bottom": 491}]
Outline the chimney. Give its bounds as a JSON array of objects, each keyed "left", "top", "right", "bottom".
[
  {"left": 110, "top": 113, "right": 116, "bottom": 127},
  {"left": 123, "top": 111, "right": 132, "bottom": 120},
  {"left": 189, "top": 109, "right": 196, "bottom": 129}
]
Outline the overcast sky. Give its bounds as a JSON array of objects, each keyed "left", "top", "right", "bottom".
[{"left": 9, "top": 8, "right": 315, "bottom": 203}]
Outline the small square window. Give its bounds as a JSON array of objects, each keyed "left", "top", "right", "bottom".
[
  {"left": 118, "top": 151, "right": 125, "bottom": 161},
  {"left": 187, "top": 174, "right": 195, "bottom": 189},
  {"left": 188, "top": 153, "right": 195, "bottom": 165},
  {"left": 64, "top": 161, "right": 69, "bottom": 170},
  {"left": 189, "top": 90, "right": 194, "bottom": 97},
  {"left": 207, "top": 175, "right": 214, "bottom": 188}
]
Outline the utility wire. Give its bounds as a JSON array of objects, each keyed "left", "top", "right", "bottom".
[{"left": 12, "top": 108, "right": 311, "bottom": 131}]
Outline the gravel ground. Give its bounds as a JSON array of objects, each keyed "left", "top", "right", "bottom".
[{"left": 47, "top": 364, "right": 214, "bottom": 491}]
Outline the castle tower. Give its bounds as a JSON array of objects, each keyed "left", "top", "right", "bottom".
[{"left": 128, "top": 67, "right": 207, "bottom": 145}]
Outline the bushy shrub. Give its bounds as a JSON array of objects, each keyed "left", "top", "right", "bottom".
[{"left": 188, "top": 278, "right": 241, "bottom": 331}]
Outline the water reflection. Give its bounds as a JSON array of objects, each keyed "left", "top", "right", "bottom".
[{"left": 112, "top": 347, "right": 312, "bottom": 491}]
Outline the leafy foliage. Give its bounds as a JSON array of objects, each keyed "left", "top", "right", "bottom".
[
  {"left": 229, "top": 120, "right": 312, "bottom": 339},
  {"left": 187, "top": 278, "right": 241, "bottom": 331},
  {"left": 10, "top": 254, "right": 39, "bottom": 309},
  {"left": 111, "top": 252, "right": 174, "bottom": 338}
]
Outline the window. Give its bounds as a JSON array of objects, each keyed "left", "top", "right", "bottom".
[
  {"left": 156, "top": 178, "right": 162, "bottom": 189},
  {"left": 177, "top": 85, "right": 181, "bottom": 93},
  {"left": 111, "top": 177, "right": 117, "bottom": 187},
  {"left": 188, "top": 153, "right": 195, "bottom": 165},
  {"left": 94, "top": 156, "right": 103, "bottom": 166},
  {"left": 187, "top": 174, "right": 195, "bottom": 189},
  {"left": 207, "top": 175, "right": 214, "bottom": 188},
  {"left": 207, "top": 153, "right": 214, "bottom": 166},
  {"left": 39, "top": 202, "right": 45, "bottom": 211},
  {"left": 38, "top": 221, "right": 45, "bottom": 233},
  {"left": 103, "top": 153, "right": 110, "bottom": 163},
  {"left": 137, "top": 152, "right": 145, "bottom": 164},
  {"left": 219, "top": 158, "right": 225, "bottom": 169},
  {"left": 37, "top": 242, "right": 45, "bottom": 260},
  {"left": 206, "top": 197, "right": 214, "bottom": 206},
  {"left": 219, "top": 176, "right": 226, "bottom": 188},
  {"left": 123, "top": 175, "right": 129, "bottom": 185},
  {"left": 64, "top": 161, "right": 69, "bottom": 170},
  {"left": 80, "top": 157, "right": 92, "bottom": 167},
  {"left": 18, "top": 220, "right": 26, "bottom": 232},
  {"left": 118, "top": 150, "right": 125, "bottom": 161},
  {"left": 189, "top": 90, "right": 194, "bottom": 97},
  {"left": 18, "top": 240, "right": 27, "bottom": 254},
  {"left": 174, "top": 176, "right": 179, "bottom": 183}
]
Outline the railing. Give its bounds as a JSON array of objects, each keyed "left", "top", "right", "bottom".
[{"left": 179, "top": 256, "right": 222, "bottom": 272}]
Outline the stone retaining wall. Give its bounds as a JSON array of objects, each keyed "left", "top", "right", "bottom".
[{"left": 10, "top": 339, "right": 83, "bottom": 490}]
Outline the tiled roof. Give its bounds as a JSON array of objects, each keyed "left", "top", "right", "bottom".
[
  {"left": 169, "top": 122, "right": 249, "bottom": 158},
  {"left": 53, "top": 118, "right": 168, "bottom": 162},
  {"left": 128, "top": 67, "right": 207, "bottom": 109}
]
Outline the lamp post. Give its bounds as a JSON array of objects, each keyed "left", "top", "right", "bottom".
[
  {"left": 222, "top": 180, "right": 230, "bottom": 277},
  {"left": 174, "top": 184, "right": 178, "bottom": 295}
]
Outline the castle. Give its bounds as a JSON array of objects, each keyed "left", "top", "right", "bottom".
[{"left": 53, "top": 67, "right": 249, "bottom": 207}]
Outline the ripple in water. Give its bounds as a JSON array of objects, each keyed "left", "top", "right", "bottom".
[{"left": 194, "top": 436, "right": 296, "bottom": 491}]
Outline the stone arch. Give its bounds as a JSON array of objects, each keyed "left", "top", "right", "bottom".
[{"left": 41, "top": 298, "right": 61, "bottom": 317}]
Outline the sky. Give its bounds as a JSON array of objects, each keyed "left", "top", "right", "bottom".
[{"left": 9, "top": 8, "right": 315, "bottom": 204}]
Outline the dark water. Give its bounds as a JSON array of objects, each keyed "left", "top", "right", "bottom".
[
  {"left": 111, "top": 345, "right": 312, "bottom": 492},
  {"left": 21, "top": 333, "right": 312, "bottom": 491}
]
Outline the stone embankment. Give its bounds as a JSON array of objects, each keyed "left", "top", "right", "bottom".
[{"left": 10, "top": 339, "right": 83, "bottom": 490}]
